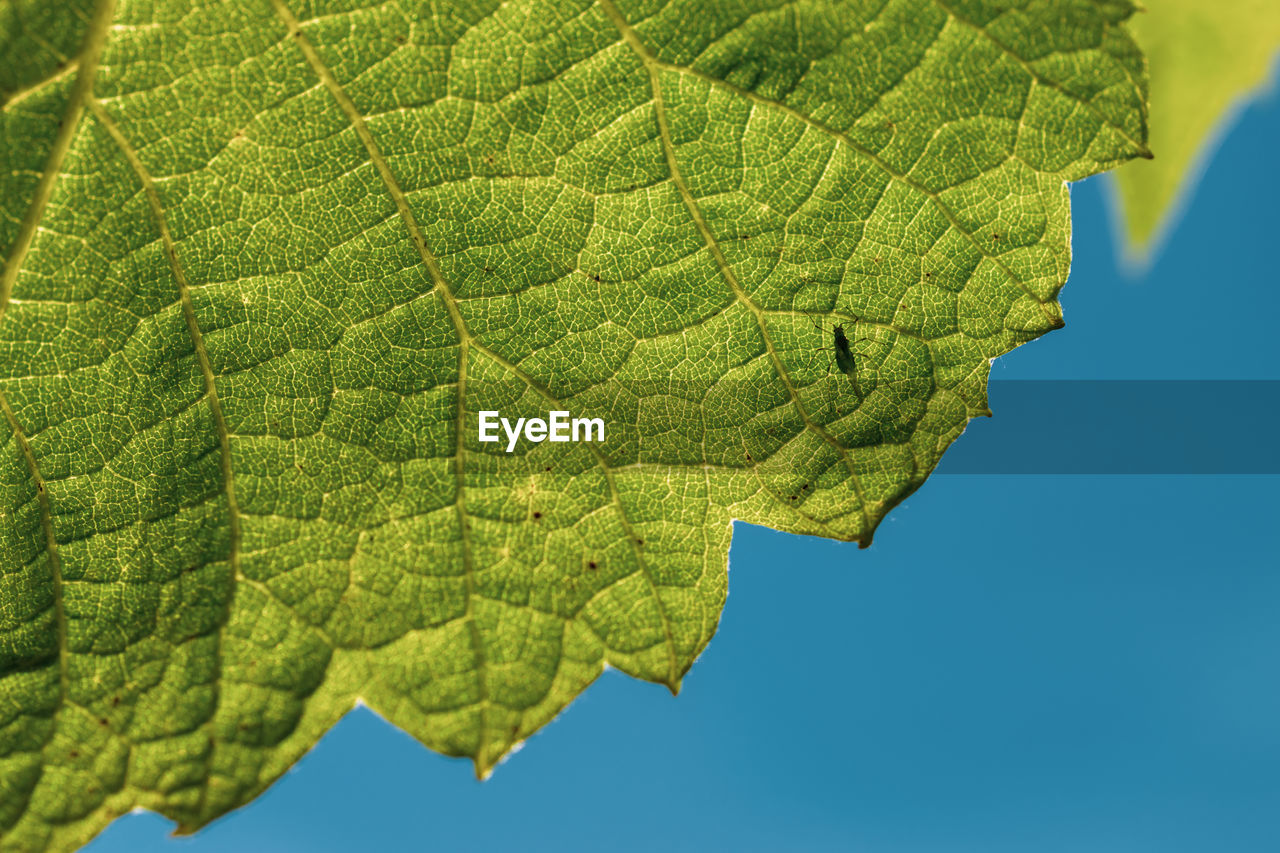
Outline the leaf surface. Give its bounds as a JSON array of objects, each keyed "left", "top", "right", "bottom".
[
  {"left": 0, "top": 0, "right": 1146, "bottom": 848},
  {"left": 1112, "top": 0, "right": 1280, "bottom": 258}
]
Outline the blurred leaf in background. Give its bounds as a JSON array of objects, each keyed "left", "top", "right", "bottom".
[{"left": 1112, "top": 0, "right": 1280, "bottom": 263}]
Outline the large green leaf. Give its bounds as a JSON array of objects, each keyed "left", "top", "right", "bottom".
[
  {"left": 0, "top": 0, "right": 1146, "bottom": 848},
  {"left": 1112, "top": 0, "right": 1280, "bottom": 259}
]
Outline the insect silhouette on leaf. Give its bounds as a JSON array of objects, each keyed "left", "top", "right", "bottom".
[{"left": 807, "top": 313, "right": 873, "bottom": 400}]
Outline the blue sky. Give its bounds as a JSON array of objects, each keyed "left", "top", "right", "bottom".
[{"left": 88, "top": 64, "right": 1280, "bottom": 853}]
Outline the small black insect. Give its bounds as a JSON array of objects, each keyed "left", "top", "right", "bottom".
[
  {"left": 809, "top": 314, "right": 872, "bottom": 398},
  {"left": 830, "top": 324, "right": 857, "bottom": 380}
]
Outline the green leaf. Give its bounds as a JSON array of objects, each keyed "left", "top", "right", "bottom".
[
  {"left": 0, "top": 0, "right": 1146, "bottom": 847},
  {"left": 1111, "top": 0, "right": 1280, "bottom": 259}
]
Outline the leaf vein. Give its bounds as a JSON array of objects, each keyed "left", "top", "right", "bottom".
[
  {"left": 0, "top": 391, "right": 67, "bottom": 720},
  {"left": 272, "top": 0, "right": 685, "bottom": 732},
  {"left": 600, "top": 0, "right": 875, "bottom": 538},
  {"left": 931, "top": 0, "right": 1152, "bottom": 159},
  {"left": 85, "top": 96, "right": 244, "bottom": 822},
  {"left": 0, "top": 0, "right": 116, "bottom": 327}
]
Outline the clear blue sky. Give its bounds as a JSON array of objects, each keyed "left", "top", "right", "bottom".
[{"left": 89, "top": 73, "right": 1280, "bottom": 853}]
